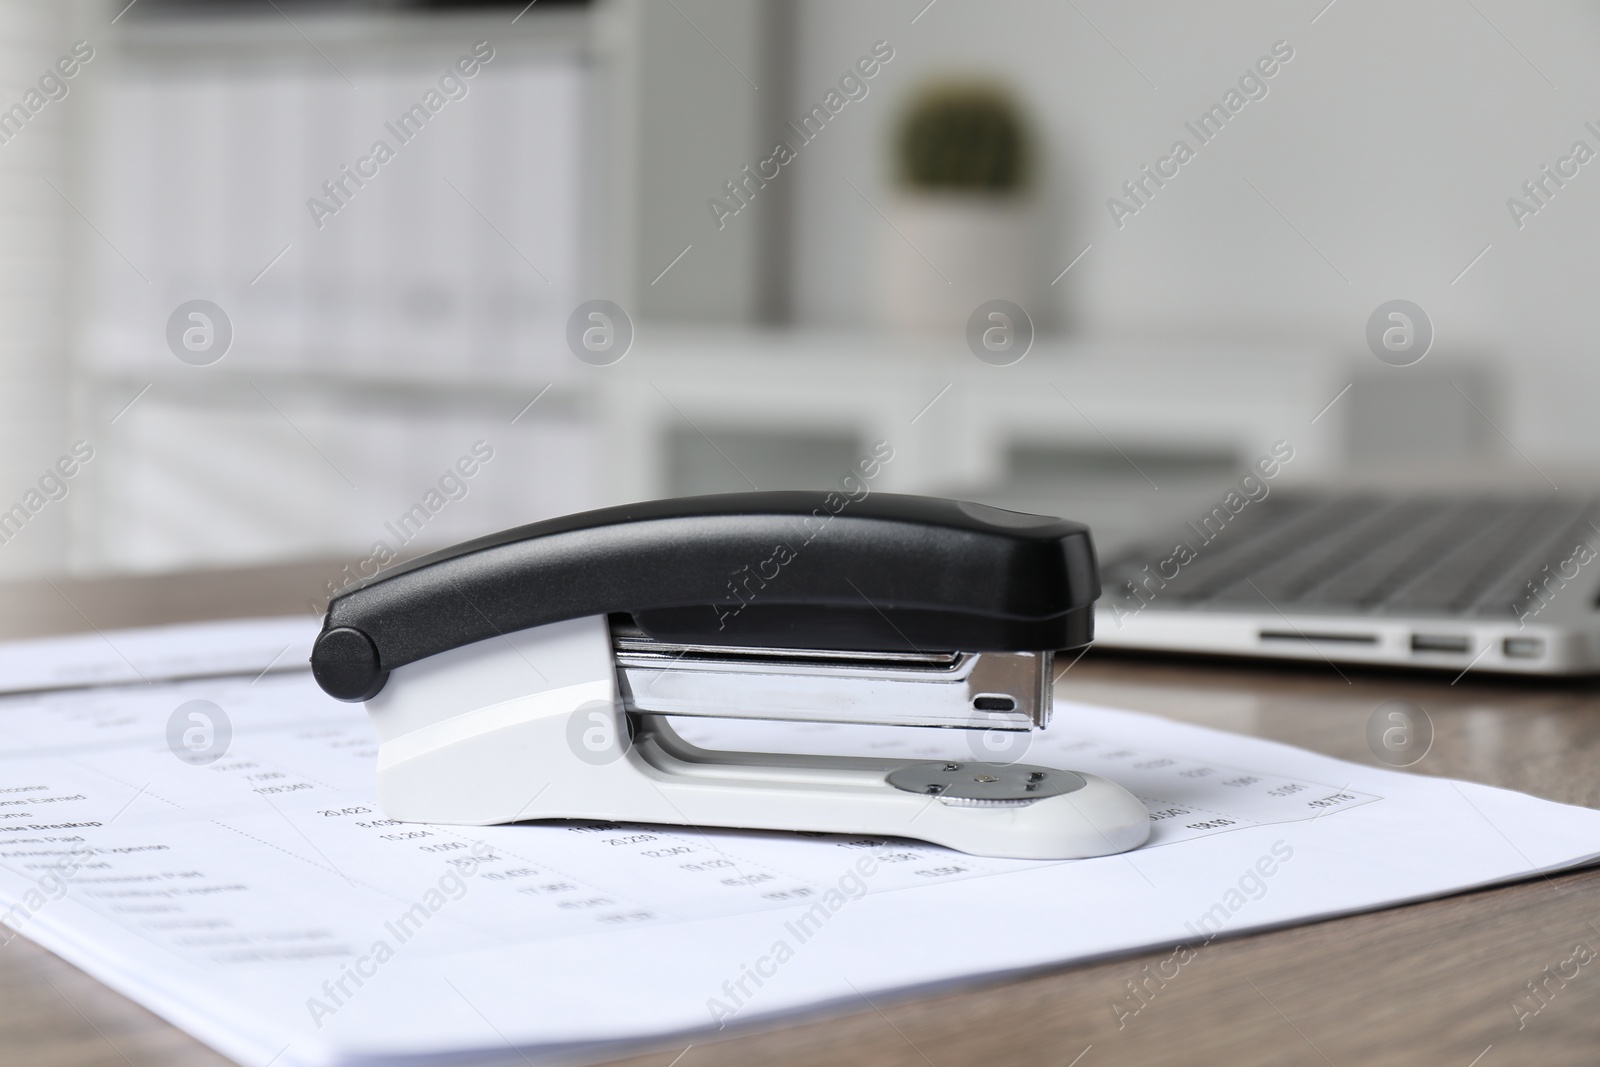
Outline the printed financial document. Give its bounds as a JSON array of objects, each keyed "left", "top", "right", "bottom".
[{"left": 1, "top": 619, "right": 1598, "bottom": 1066}]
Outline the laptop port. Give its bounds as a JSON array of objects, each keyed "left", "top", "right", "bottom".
[
  {"left": 1410, "top": 634, "right": 1470, "bottom": 654},
  {"left": 1503, "top": 636, "right": 1545, "bottom": 659},
  {"left": 1258, "top": 630, "right": 1378, "bottom": 644}
]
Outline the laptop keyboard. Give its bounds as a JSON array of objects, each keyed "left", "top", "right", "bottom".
[{"left": 1098, "top": 495, "right": 1600, "bottom": 618}]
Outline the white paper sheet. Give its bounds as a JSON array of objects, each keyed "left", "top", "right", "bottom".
[
  {"left": 0, "top": 618, "right": 1596, "bottom": 1067},
  {"left": 0, "top": 616, "right": 314, "bottom": 694}
]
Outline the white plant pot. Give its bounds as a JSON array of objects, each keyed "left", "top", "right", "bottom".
[{"left": 877, "top": 194, "right": 1042, "bottom": 333}]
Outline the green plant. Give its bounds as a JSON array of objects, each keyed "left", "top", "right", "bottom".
[{"left": 894, "top": 81, "right": 1030, "bottom": 194}]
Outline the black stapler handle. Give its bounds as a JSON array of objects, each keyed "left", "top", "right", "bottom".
[{"left": 311, "top": 491, "right": 1098, "bottom": 701}]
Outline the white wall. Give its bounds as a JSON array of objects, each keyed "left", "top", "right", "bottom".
[
  {"left": 611, "top": 0, "right": 772, "bottom": 322},
  {"left": 785, "top": 0, "right": 1600, "bottom": 464},
  {"left": 0, "top": 0, "right": 86, "bottom": 576}
]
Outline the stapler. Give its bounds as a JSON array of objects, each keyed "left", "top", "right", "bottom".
[{"left": 310, "top": 492, "right": 1150, "bottom": 860}]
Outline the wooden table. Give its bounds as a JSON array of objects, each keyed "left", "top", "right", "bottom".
[{"left": 3, "top": 564, "right": 1598, "bottom": 1066}]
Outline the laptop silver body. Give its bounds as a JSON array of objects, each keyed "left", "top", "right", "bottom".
[
  {"left": 1090, "top": 492, "right": 1600, "bottom": 676},
  {"left": 961, "top": 453, "right": 1600, "bottom": 677}
]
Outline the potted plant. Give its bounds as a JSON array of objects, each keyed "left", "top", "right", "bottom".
[{"left": 880, "top": 80, "right": 1041, "bottom": 332}]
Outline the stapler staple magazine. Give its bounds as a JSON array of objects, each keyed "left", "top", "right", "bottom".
[{"left": 310, "top": 492, "right": 1150, "bottom": 859}]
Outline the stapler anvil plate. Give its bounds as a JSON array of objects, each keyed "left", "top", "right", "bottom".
[{"left": 310, "top": 492, "right": 1150, "bottom": 860}]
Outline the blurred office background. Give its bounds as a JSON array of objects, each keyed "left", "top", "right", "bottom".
[{"left": 3, "top": 0, "right": 1599, "bottom": 585}]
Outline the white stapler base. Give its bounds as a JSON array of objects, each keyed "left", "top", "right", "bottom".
[{"left": 364, "top": 616, "right": 1150, "bottom": 861}]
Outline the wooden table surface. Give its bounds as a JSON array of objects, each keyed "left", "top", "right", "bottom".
[{"left": 2, "top": 563, "right": 1598, "bottom": 1067}]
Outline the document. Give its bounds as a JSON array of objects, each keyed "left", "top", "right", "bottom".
[{"left": 0, "top": 618, "right": 1597, "bottom": 1067}]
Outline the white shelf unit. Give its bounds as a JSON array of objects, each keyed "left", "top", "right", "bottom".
[
  {"left": 595, "top": 328, "right": 1342, "bottom": 505},
  {"left": 69, "top": 7, "right": 605, "bottom": 574}
]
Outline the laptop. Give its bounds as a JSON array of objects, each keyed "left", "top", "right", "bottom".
[{"left": 1090, "top": 491, "right": 1600, "bottom": 676}]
